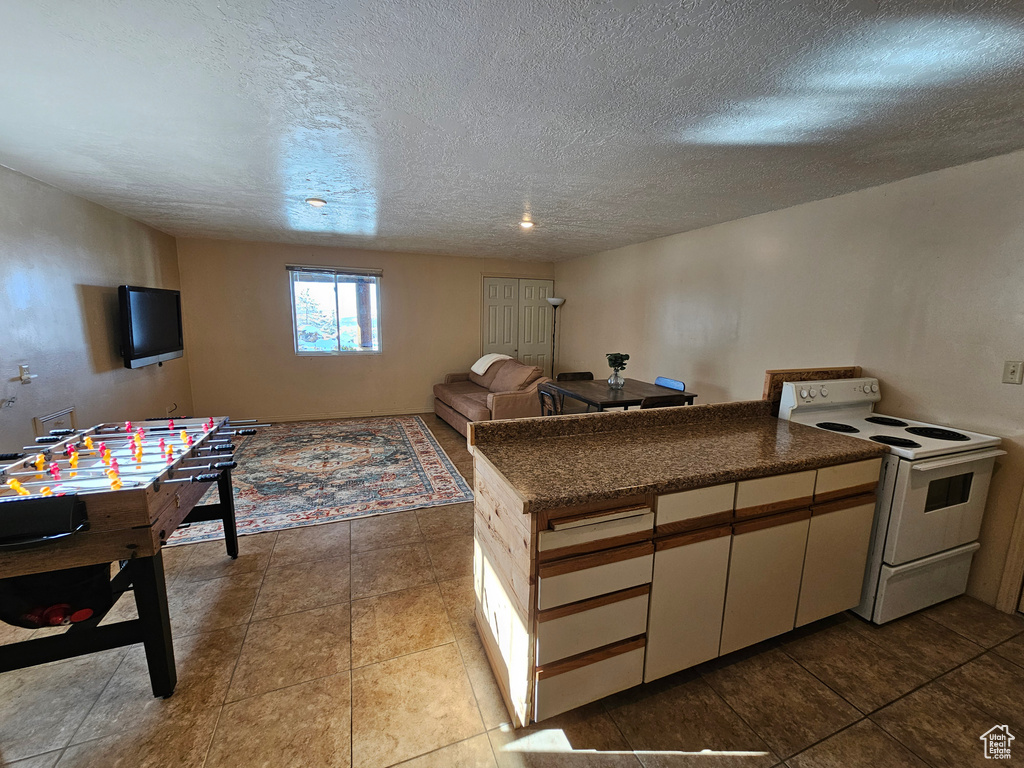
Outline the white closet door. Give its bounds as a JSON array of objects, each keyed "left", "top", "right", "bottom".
[
  {"left": 517, "top": 279, "right": 553, "bottom": 375},
  {"left": 482, "top": 278, "right": 519, "bottom": 358}
]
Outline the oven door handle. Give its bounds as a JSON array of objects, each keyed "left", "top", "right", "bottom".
[{"left": 910, "top": 449, "right": 1006, "bottom": 472}]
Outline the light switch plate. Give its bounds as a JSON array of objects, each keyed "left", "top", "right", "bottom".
[{"left": 1003, "top": 361, "right": 1023, "bottom": 385}]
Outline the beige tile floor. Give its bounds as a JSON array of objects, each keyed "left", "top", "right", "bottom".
[{"left": 2, "top": 412, "right": 1024, "bottom": 767}]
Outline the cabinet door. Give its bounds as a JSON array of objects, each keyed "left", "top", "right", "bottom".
[
  {"left": 644, "top": 526, "right": 731, "bottom": 683},
  {"left": 720, "top": 510, "right": 810, "bottom": 655},
  {"left": 796, "top": 494, "right": 876, "bottom": 626}
]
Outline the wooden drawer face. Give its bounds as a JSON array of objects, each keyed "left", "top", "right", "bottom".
[
  {"left": 536, "top": 586, "right": 649, "bottom": 666},
  {"left": 814, "top": 459, "right": 882, "bottom": 502},
  {"left": 735, "top": 470, "right": 815, "bottom": 519},
  {"left": 720, "top": 513, "right": 810, "bottom": 655},
  {"left": 539, "top": 509, "right": 653, "bottom": 560},
  {"left": 796, "top": 498, "right": 876, "bottom": 626},
  {"left": 534, "top": 639, "right": 645, "bottom": 722},
  {"left": 655, "top": 483, "right": 734, "bottom": 532},
  {"left": 537, "top": 543, "right": 654, "bottom": 611}
]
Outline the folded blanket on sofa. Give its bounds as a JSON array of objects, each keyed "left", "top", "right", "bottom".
[{"left": 471, "top": 353, "right": 512, "bottom": 375}]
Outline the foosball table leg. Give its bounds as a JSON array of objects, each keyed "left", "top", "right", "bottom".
[
  {"left": 129, "top": 553, "right": 177, "bottom": 698},
  {"left": 218, "top": 468, "right": 239, "bottom": 560}
]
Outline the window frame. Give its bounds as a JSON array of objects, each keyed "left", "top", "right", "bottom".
[{"left": 287, "top": 265, "right": 383, "bottom": 356}]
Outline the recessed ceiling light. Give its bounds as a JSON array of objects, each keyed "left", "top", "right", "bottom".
[
  {"left": 520, "top": 220, "right": 534, "bottom": 229},
  {"left": 305, "top": 198, "right": 327, "bottom": 207}
]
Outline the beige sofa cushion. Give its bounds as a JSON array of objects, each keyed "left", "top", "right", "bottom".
[
  {"left": 468, "top": 359, "right": 505, "bottom": 389},
  {"left": 449, "top": 391, "right": 491, "bottom": 422},
  {"left": 433, "top": 380, "right": 483, "bottom": 410},
  {"left": 490, "top": 360, "right": 542, "bottom": 393}
]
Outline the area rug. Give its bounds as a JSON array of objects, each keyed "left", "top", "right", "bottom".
[{"left": 166, "top": 415, "right": 473, "bottom": 546}]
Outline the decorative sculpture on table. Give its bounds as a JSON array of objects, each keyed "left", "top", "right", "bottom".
[{"left": 606, "top": 352, "right": 629, "bottom": 390}]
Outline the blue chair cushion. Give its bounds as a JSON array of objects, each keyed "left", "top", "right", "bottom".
[{"left": 655, "top": 376, "right": 686, "bottom": 391}]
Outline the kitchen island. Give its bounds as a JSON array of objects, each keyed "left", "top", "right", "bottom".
[{"left": 467, "top": 400, "right": 887, "bottom": 726}]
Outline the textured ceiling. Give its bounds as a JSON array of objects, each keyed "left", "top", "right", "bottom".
[{"left": 2, "top": 1, "right": 1024, "bottom": 261}]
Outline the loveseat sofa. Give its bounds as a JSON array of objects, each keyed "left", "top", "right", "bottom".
[{"left": 433, "top": 358, "right": 551, "bottom": 437}]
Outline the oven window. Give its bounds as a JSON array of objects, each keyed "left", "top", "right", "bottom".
[{"left": 925, "top": 473, "right": 973, "bottom": 512}]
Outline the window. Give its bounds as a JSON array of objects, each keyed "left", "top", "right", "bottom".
[{"left": 288, "top": 266, "right": 381, "bottom": 354}]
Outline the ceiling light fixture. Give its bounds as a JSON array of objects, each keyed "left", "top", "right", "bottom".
[
  {"left": 305, "top": 198, "right": 327, "bottom": 207},
  {"left": 520, "top": 220, "right": 534, "bottom": 229}
]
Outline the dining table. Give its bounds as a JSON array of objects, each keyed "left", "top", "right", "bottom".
[{"left": 547, "top": 377, "right": 698, "bottom": 412}]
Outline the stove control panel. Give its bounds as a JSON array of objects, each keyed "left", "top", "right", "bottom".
[{"left": 779, "top": 378, "right": 881, "bottom": 419}]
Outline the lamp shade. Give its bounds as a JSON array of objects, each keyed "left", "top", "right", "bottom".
[{"left": 546, "top": 297, "right": 565, "bottom": 307}]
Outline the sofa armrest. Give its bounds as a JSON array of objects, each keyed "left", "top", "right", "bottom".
[
  {"left": 487, "top": 377, "right": 552, "bottom": 421},
  {"left": 444, "top": 372, "right": 471, "bottom": 384}
]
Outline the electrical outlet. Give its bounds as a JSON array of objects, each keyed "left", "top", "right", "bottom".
[{"left": 1003, "top": 361, "right": 1023, "bottom": 385}]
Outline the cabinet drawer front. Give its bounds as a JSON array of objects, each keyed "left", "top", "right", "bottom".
[
  {"left": 720, "top": 516, "right": 810, "bottom": 655},
  {"left": 537, "top": 544, "right": 654, "bottom": 610},
  {"left": 796, "top": 498, "right": 876, "bottom": 626},
  {"left": 814, "top": 459, "right": 882, "bottom": 503},
  {"left": 534, "top": 640, "right": 645, "bottom": 722},
  {"left": 645, "top": 532, "right": 731, "bottom": 683},
  {"left": 536, "top": 587, "right": 649, "bottom": 666},
  {"left": 539, "top": 510, "right": 653, "bottom": 560},
  {"left": 655, "top": 483, "right": 735, "bottom": 533},
  {"left": 735, "top": 471, "right": 816, "bottom": 519}
]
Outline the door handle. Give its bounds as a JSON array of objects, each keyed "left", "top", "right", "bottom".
[{"left": 910, "top": 449, "right": 1005, "bottom": 471}]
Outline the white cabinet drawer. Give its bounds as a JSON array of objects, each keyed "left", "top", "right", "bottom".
[
  {"left": 814, "top": 459, "right": 882, "bottom": 503},
  {"left": 645, "top": 526, "right": 731, "bottom": 682},
  {"left": 536, "top": 542, "right": 654, "bottom": 611},
  {"left": 534, "top": 638, "right": 645, "bottom": 722},
  {"left": 735, "top": 470, "right": 815, "bottom": 519},
  {"left": 655, "top": 483, "right": 734, "bottom": 533},
  {"left": 720, "top": 510, "right": 810, "bottom": 655},
  {"left": 538, "top": 508, "right": 653, "bottom": 560},
  {"left": 536, "top": 585, "right": 649, "bottom": 666},
  {"left": 797, "top": 494, "right": 876, "bottom": 626}
]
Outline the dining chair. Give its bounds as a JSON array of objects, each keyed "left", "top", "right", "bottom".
[
  {"left": 654, "top": 376, "right": 686, "bottom": 391},
  {"left": 640, "top": 394, "right": 692, "bottom": 409},
  {"left": 538, "top": 383, "right": 563, "bottom": 416},
  {"left": 554, "top": 371, "right": 593, "bottom": 412},
  {"left": 556, "top": 372, "right": 594, "bottom": 381}
]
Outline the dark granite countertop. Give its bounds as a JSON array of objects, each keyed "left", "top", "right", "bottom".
[{"left": 469, "top": 401, "right": 887, "bottom": 512}]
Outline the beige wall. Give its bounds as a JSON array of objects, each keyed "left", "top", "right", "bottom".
[
  {"left": 176, "top": 239, "right": 553, "bottom": 421},
  {"left": 554, "top": 149, "right": 1024, "bottom": 608},
  {"left": 0, "top": 166, "right": 192, "bottom": 448}
]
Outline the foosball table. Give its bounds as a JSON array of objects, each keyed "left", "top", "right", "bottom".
[{"left": 0, "top": 417, "right": 255, "bottom": 698}]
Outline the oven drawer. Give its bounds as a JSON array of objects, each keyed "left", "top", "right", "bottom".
[
  {"left": 536, "top": 542, "right": 654, "bottom": 611},
  {"left": 655, "top": 483, "right": 734, "bottom": 534},
  {"left": 538, "top": 507, "right": 653, "bottom": 561},
  {"left": 735, "top": 471, "right": 815, "bottom": 519},
  {"left": 814, "top": 459, "right": 882, "bottom": 503},
  {"left": 535, "top": 585, "right": 649, "bottom": 666},
  {"left": 534, "top": 637, "right": 645, "bottom": 722}
]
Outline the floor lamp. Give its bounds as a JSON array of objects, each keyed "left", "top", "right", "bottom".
[{"left": 546, "top": 297, "right": 565, "bottom": 378}]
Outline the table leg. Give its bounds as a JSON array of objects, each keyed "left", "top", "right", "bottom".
[
  {"left": 217, "top": 468, "right": 239, "bottom": 560},
  {"left": 130, "top": 553, "right": 177, "bottom": 698}
]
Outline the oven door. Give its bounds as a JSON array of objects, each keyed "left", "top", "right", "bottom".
[{"left": 883, "top": 448, "right": 1005, "bottom": 565}]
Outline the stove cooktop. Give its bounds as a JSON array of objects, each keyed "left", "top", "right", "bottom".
[{"left": 779, "top": 378, "right": 1002, "bottom": 460}]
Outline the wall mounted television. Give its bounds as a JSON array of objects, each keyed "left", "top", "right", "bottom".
[{"left": 118, "top": 285, "right": 184, "bottom": 369}]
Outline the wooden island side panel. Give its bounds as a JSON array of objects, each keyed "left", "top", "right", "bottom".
[{"left": 472, "top": 452, "right": 537, "bottom": 727}]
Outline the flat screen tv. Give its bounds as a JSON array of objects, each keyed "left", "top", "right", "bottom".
[{"left": 118, "top": 285, "right": 184, "bottom": 369}]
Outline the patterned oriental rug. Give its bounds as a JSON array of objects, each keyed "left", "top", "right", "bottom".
[{"left": 166, "top": 416, "right": 473, "bottom": 546}]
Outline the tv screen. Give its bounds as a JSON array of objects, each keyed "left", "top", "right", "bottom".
[{"left": 118, "top": 285, "right": 184, "bottom": 369}]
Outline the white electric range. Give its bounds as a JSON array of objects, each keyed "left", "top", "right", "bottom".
[{"left": 779, "top": 377, "right": 1005, "bottom": 624}]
